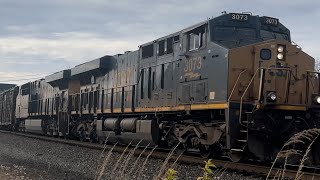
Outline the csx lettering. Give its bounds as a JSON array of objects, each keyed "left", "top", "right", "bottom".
[
  {"left": 118, "top": 68, "right": 134, "bottom": 82},
  {"left": 184, "top": 57, "right": 202, "bottom": 72},
  {"left": 268, "top": 65, "right": 287, "bottom": 77}
]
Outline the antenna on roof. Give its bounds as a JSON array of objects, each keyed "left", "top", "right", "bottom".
[{"left": 221, "top": 11, "right": 227, "bottom": 15}]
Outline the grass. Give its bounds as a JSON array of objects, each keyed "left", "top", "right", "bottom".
[{"left": 267, "top": 128, "right": 320, "bottom": 180}]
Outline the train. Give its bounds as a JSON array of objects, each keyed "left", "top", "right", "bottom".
[{"left": 1, "top": 12, "right": 320, "bottom": 164}]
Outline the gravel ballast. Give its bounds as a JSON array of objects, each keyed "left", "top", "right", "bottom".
[{"left": 0, "top": 132, "right": 261, "bottom": 180}]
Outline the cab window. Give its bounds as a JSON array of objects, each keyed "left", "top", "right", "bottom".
[
  {"left": 157, "top": 37, "right": 174, "bottom": 56},
  {"left": 142, "top": 44, "right": 154, "bottom": 59},
  {"left": 188, "top": 26, "right": 206, "bottom": 51},
  {"left": 158, "top": 40, "right": 165, "bottom": 56}
]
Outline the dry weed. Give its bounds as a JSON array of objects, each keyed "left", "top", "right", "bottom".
[{"left": 266, "top": 128, "right": 320, "bottom": 180}]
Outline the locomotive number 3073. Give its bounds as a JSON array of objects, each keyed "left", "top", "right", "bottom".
[
  {"left": 231, "top": 14, "right": 248, "bottom": 21},
  {"left": 184, "top": 57, "right": 202, "bottom": 72}
]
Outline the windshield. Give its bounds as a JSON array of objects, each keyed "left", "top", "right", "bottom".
[
  {"left": 211, "top": 27, "right": 290, "bottom": 48},
  {"left": 212, "top": 26, "right": 257, "bottom": 48},
  {"left": 214, "top": 27, "right": 256, "bottom": 41}
]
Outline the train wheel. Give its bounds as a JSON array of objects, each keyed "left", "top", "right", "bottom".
[
  {"left": 98, "top": 138, "right": 104, "bottom": 145},
  {"left": 199, "top": 145, "right": 212, "bottom": 159},
  {"left": 89, "top": 136, "right": 96, "bottom": 143},
  {"left": 48, "top": 129, "right": 54, "bottom": 137},
  {"left": 78, "top": 127, "right": 86, "bottom": 142},
  {"left": 229, "top": 151, "right": 242, "bottom": 162},
  {"left": 187, "top": 135, "right": 213, "bottom": 158},
  {"left": 229, "top": 145, "right": 246, "bottom": 162},
  {"left": 89, "top": 131, "right": 97, "bottom": 143},
  {"left": 77, "top": 123, "right": 90, "bottom": 142},
  {"left": 175, "top": 144, "right": 187, "bottom": 155}
]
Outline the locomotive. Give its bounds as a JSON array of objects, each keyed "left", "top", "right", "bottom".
[{"left": 1, "top": 12, "right": 320, "bottom": 163}]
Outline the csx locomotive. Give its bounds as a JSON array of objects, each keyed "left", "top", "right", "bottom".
[{"left": 1, "top": 12, "right": 320, "bottom": 163}]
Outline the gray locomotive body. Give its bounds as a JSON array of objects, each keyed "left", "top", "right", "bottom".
[{"left": 2, "top": 12, "right": 320, "bottom": 163}]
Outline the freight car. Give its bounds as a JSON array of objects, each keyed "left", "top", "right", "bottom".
[
  {"left": 1, "top": 12, "right": 320, "bottom": 164},
  {"left": 0, "top": 86, "right": 18, "bottom": 129}
]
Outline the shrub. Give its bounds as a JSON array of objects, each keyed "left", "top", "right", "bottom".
[
  {"left": 163, "top": 168, "right": 177, "bottom": 180},
  {"left": 197, "top": 159, "right": 216, "bottom": 180}
]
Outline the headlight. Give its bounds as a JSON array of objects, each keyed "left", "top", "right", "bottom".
[
  {"left": 267, "top": 92, "right": 277, "bottom": 102},
  {"left": 311, "top": 95, "right": 320, "bottom": 105},
  {"left": 270, "top": 94, "right": 277, "bottom": 101},
  {"left": 277, "top": 46, "right": 284, "bottom": 53},
  {"left": 277, "top": 53, "right": 284, "bottom": 60}
]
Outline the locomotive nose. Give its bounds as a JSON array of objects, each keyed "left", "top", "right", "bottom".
[{"left": 251, "top": 40, "right": 315, "bottom": 107}]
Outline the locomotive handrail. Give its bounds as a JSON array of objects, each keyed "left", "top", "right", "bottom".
[
  {"left": 291, "top": 41, "right": 301, "bottom": 49},
  {"left": 239, "top": 67, "right": 263, "bottom": 125},
  {"left": 305, "top": 70, "right": 320, "bottom": 105},
  {"left": 238, "top": 67, "right": 291, "bottom": 125},
  {"left": 228, "top": 69, "right": 247, "bottom": 102},
  {"left": 306, "top": 70, "right": 320, "bottom": 74}
]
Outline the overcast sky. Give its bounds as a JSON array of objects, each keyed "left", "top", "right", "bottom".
[{"left": 0, "top": 0, "right": 319, "bottom": 84}]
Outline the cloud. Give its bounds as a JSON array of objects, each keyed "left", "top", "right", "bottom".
[
  {"left": 0, "top": 31, "right": 155, "bottom": 85},
  {"left": 0, "top": 32, "right": 145, "bottom": 63},
  {"left": 0, "top": 72, "right": 49, "bottom": 85}
]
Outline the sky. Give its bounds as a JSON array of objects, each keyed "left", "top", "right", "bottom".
[{"left": 0, "top": 0, "right": 319, "bottom": 85}]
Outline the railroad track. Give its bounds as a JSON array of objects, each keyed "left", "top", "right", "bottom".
[{"left": 0, "top": 130, "right": 319, "bottom": 180}]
